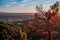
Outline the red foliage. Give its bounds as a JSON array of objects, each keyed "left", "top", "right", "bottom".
[
  {"left": 49, "top": 15, "right": 57, "bottom": 25},
  {"left": 35, "top": 29, "right": 44, "bottom": 36},
  {"left": 35, "top": 13, "right": 41, "bottom": 19},
  {"left": 27, "top": 21, "right": 35, "bottom": 29}
]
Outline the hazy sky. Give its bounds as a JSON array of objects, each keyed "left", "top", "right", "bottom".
[{"left": 0, "top": 0, "right": 60, "bottom": 13}]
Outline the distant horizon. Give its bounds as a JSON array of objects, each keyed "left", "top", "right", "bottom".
[{"left": 0, "top": 12, "right": 36, "bottom": 13}]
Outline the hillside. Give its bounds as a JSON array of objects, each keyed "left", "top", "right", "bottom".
[{"left": 0, "top": 22, "right": 27, "bottom": 40}]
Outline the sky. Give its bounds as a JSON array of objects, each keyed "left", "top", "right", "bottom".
[{"left": 0, "top": 0, "right": 60, "bottom": 13}]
